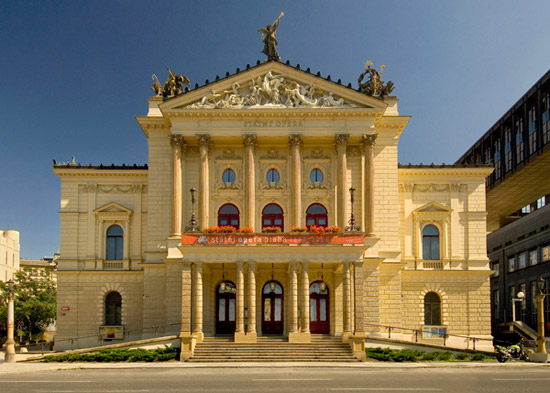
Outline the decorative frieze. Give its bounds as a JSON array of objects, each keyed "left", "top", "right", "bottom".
[{"left": 81, "top": 184, "right": 146, "bottom": 193}]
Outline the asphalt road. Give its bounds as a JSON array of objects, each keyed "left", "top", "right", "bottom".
[{"left": 1, "top": 367, "right": 550, "bottom": 393}]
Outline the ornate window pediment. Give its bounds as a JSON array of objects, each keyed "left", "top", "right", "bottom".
[{"left": 94, "top": 202, "right": 133, "bottom": 219}]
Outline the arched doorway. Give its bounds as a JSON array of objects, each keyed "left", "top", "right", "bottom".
[
  {"left": 310, "top": 281, "right": 330, "bottom": 334},
  {"left": 215, "top": 281, "right": 236, "bottom": 335},
  {"left": 262, "top": 281, "right": 284, "bottom": 335}
]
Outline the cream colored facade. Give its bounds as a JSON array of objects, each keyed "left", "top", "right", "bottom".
[
  {"left": 53, "top": 62, "right": 494, "bottom": 354},
  {"left": 0, "top": 229, "right": 20, "bottom": 282}
]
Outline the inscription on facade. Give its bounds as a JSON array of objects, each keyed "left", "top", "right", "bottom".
[{"left": 244, "top": 120, "right": 304, "bottom": 128}]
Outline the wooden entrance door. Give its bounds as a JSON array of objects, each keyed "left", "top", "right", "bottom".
[
  {"left": 262, "top": 281, "right": 284, "bottom": 335},
  {"left": 216, "top": 281, "right": 236, "bottom": 335},
  {"left": 310, "top": 281, "right": 330, "bottom": 334}
]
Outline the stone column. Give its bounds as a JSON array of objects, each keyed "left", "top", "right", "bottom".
[
  {"left": 192, "top": 261, "right": 204, "bottom": 342},
  {"left": 343, "top": 261, "right": 352, "bottom": 340},
  {"left": 335, "top": 134, "right": 349, "bottom": 228},
  {"left": 289, "top": 134, "right": 302, "bottom": 227},
  {"left": 247, "top": 262, "right": 257, "bottom": 338},
  {"left": 170, "top": 135, "right": 185, "bottom": 236},
  {"left": 197, "top": 134, "right": 211, "bottom": 229},
  {"left": 300, "top": 263, "right": 311, "bottom": 340},
  {"left": 362, "top": 133, "right": 376, "bottom": 236},
  {"left": 243, "top": 135, "right": 257, "bottom": 229},
  {"left": 353, "top": 261, "right": 364, "bottom": 333},
  {"left": 180, "top": 262, "right": 192, "bottom": 335},
  {"left": 236, "top": 262, "right": 245, "bottom": 333},
  {"left": 288, "top": 262, "right": 299, "bottom": 341}
]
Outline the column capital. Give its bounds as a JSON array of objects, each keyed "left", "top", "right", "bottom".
[
  {"left": 170, "top": 134, "right": 186, "bottom": 149},
  {"left": 247, "top": 261, "right": 256, "bottom": 270},
  {"left": 196, "top": 134, "right": 212, "bottom": 150},
  {"left": 361, "top": 133, "right": 377, "bottom": 148},
  {"left": 289, "top": 134, "right": 302, "bottom": 148},
  {"left": 242, "top": 134, "right": 257, "bottom": 148},
  {"left": 236, "top": 261, "right": 244, "bottom": 270},
  {"left": 335, "top": 133, "right": 349, "bottom": 146}
]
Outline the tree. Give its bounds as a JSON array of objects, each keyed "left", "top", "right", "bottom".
[{"left": 0, "top": 266, "right": 56, "bottom": 343}]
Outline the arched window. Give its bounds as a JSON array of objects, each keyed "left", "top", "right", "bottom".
[
  {"left": 105, "top": 291, "right": 122, "bottom": 326},
  {"left": 262, "top": 204, "right": 284, "bottom": 230},
  {"left": 222, "top": 168, "right": 236, "bottom": 185},
  {"left": 422, "top": 225, "right": 440, "bottom": 260},
  {"left": 310, "top": 168, "right": 324, "bottom": 184},
  {"left": 266, "top": 168, "right": 280, "bottom": 185},
  {"left": 218, "top": 204, "right": 240, "bottom": 228},
  {"left": 306, "top": 203, "right": 328, "bottom": 227},
  {"left": 106, "top": 225, "right": 123, "bottom": 260},
  {"left": 424, "top": 292, "right": 441, "bottom": 325}
]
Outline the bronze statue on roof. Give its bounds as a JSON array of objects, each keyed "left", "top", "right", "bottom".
[
  {"left": 358, "top": 61, "right": 394, "bottom": 98},
  {"left": 155, "top": 68, "right": 190, "bottom": 98},
  {"left": 258, "top": 12, "right": 284, "bottom": 61}
]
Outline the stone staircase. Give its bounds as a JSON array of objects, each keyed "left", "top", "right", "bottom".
[{"left": 187, "top": 335, "right": 359, "bottom": 362}]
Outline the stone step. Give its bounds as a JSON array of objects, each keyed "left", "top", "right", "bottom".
[{"left": 189, "top": 335, "right": 357, "bottom": 362}]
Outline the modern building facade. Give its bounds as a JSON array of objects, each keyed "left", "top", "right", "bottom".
[
  {"left": 0, "top": 229, "right": 20, "bottom": 282},
  {"left": 456, "top": 69, "right": 550, "bottom": 336},
  {"left": 53, "top": 61, "right": 494, "bottom": 354}
]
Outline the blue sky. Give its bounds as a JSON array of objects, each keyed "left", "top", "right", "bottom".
[{"left": 1, "top": 0, "right": 549, "bottom": 259}]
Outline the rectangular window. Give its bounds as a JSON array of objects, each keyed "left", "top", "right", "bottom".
[
  {"left": 521, "top": 204, "right": 531, "bottom": 214},
  {"left": 543, "top": 91, "right": 550, "bottom": 144},
  {"left": 319, "top": 299, "right": 327, "bottom": 321},
  {"left": 507, "top": 256, "right": 516, "bottom": 273},
  {"left": 504, "top": 127, "right": 512, "bottom": 172},
  {"left": 542, "top": 244, "right": 550, "bottom": 261},
  {"left": 494, "top": 138, "right": 501, "bottom": 179},
  {"left": 537, "top": 197, "right": 546, "bottom": 209},
  {"left": 518, "top": 252, "right": 527, "bottom": 269},
  {"left": 491, "top": 261, "right": 500, "bottom": 277},
  {"left": 529, "top": 249, "right": 538, "bottom": 266},
  {"left": 531, "top": 281, "right": 538, "bottom": 314},
  {"left": 528, "top": 104, "right": 537, "bottom": 154},
  {"left": 493, "top": 289, "right": 500, "bottom": 322},
  {"left": 516, "top": 118, "right": 524, "bottom": 163}
]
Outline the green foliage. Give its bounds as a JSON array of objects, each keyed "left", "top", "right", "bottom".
[
  {"left": 420, "top": 352, "right": 437, "bottom": 361},
  {"left": 0, "top": 267, "right": 56, "bottom": 343},
  {"left": 43, "top": 346, "right": 179, "bottom": 362},
  {"left": 365, "top": 347, "right": 483, "bottom": 362},
  {"left": 455, "top": 352, "right": 470, "bottom": 361},
  {"left": 436, "top": 351, "right": 453, "bottom": 361},
  {"left": 471, "top": 352, "right": 486, "bottom": 361}
]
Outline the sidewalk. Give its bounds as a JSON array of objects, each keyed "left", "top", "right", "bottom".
[{"left": 1, "top": 352, "right": 550, "bottom": 375}]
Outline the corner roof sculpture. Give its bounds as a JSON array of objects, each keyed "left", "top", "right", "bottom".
[
  {"left": 258, "top": 12, "right": 284, "bottom": 62},
  {"left": 358, "top": 61, "right": 394, "bottom": 98},
  {"left": 152, "top": 68, "right": 190, "bottom": 98}
]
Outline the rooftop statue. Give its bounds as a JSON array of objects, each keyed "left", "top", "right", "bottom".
[
  {"left": 358, "top": 61, "right": 394, "bottom": 98},
  {"left": 258, "top": 12, "right": 284, "bottom": 61},
  {"left": 160, "top": 68, "right": 190, "bottom": 98},
  {"left": 152, "top": 74, "right": 162, "bottom": 96}
]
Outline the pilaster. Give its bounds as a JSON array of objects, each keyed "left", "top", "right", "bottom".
[
  {"left": 243, "top": 135, "right": 257, "bottom": 229},
  {"left": 289, "top": 134, "right": 302, "bottom": 227},
  {"left": 197, "top": 134, "right": 211, "bottom": 229},
  {"left": 335, "top": 134, "right": 349, "bottom": 228},
  {"left": 170, "top": 135, "right": 186, "bottom": 236},
  {"left": 362, "top": 133, "right": 377, "bottom": 236}
]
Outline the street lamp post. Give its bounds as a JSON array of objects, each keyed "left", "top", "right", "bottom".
[
  {"left": 512, "top": 291, "right": 525, "bottom": 322},
  {"left": 4, "top": 279, "right": 16, "bottom": 363},
  {"left": 535, "top": 277, "right": 547, "bottom": 355}
]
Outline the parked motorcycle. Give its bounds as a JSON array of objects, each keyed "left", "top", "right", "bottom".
[{"left": 494, "top": 340, "right": 529, "bottom": 362}]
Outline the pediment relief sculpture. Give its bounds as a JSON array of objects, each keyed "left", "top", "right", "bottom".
[{"left": 185, "top": 72, "right": 358, "bottom": 109}]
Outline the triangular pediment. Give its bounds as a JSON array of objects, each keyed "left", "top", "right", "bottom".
[
  {"left": 94, "top": 202, "right": 133, "bottom": 215},
  {"left": 416, "top": 201, "right": 451, "bottom": 213},
  {"left": 160, "top": 61, "right": 387, "bottom": 112}
]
